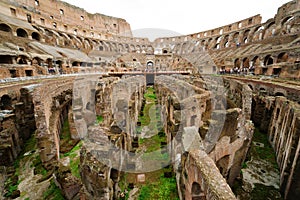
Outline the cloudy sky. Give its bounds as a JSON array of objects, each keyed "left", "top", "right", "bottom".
[{"left": 63, "top": 0, "right": 291, "bottom": 37}]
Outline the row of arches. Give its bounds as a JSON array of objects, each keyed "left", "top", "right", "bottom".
[
  {"left": 233, "top": 52, "right": 289, "bottom": 69},
  {"left": 154, "top": 14, "right": 298, "bottom": 53},
  {"left": 0, "top": 23, "right": 41, "bottom": 41},
  {"left": 0, "top": 22, "right": 155, "bottom": 55}
]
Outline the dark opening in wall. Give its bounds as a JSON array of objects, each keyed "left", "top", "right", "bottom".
[
  {"left": 0, "top": 95, "right": 12, "bottom": 110},
  {"left": 32, "top": 32, "right": 41, "bottom": 41},
  {"left": 16, "top": 28, "right": 28, "bottom": 38},
  {"left": 25, "top": 70, "right": 33, "bottom": 76},
  {"left": 0, "top": 55, "right": 12, "bottom": 64},
  {"left": 262, "top": 68, "right": 268, "bottom": 75},
  {"left": 192, "top": 182, "right": 204, "bottom": 199},
  {"left": 275, "top": 92, "right": 284, "bottom": 97},
  {"left": 264, "top": 55, "right": 273, "bottom": 66},
  {"left": 17, "top": 56, "right": 28, "bottom": 64},
  {"left": 9, "top": 69, "right": 17, "bottom": 78},
  {"left": 10, "top": 8, "right": 16, "bottom": 17},
  {"left": 27, "top": 14, "right": 32, "bottom": 23},
  {"left": 277, "top": 52, "right": 288, "bottom": 63},
  {"left": 248, "top": 18, "right": 253, "bottom": 25},
  {"left": 273, "top": 68, "right": 281, "bottom": 76},
  {"left": 0, "top": 24, "right": 12, "bottom": 33}
]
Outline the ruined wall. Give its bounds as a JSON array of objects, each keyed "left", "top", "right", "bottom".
[
  {"left": 154, "top": 75, "right": 253, "bottom": 199},
  {"left": 153, "top": 1, "right": 300, "bottom": 78},
  {"left": 0, "top": 84, "right": 36, "bottom": 166},
  {"left": 0, "top": 0, "right": 132, "bottom": 37},
  {"left": 33, "top": 78, "right": 73, "bottom": 169},
  {"left": 75, "top": 75, "right": 145, "bottom": 199},
  {"left": 183, "top": 150, "right": 236, "bottom": 200},
  {"left": 252, "top": 93, "right": 300, "bottom": 199},
  {"left": 110, "top": 75, "right": 145, "bottom": 147}
]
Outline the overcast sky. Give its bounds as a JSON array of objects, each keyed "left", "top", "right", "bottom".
[{"left": 63, "top": 0, "right": 291, "bottom": 37}]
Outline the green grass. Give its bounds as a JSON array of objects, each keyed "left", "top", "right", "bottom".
[
  {"left": 96, "top": 115, "right": 104, "bottom": 124},
  {"left": 60, "top": 118, "right": 71, "bottom": 140},
  {"left": 233, "top": 128, "right": 282, "bottom": 199},
  {"left": 139, "top": 134, "right": 166, "bottom": 153},
  {"left": 4, "top": 133, "right": 40, "bottom": 198},
  {"left": 252, "top": 128, "right": 278, "bottom": 169},
  {"left": 63, "top": 141, "right": 82, "bottom": 178},
  {"left": 250, "top": 183, "right": 283, "bottom": 200},
  {"left": 43, "top": 179, "right": 65, "bottom": 200},
  {"left": 138, "top": 86, "right": 165, "bottom": 150},
  {"left": 138, "top": 174, "right": 179, "bottom": 200}
]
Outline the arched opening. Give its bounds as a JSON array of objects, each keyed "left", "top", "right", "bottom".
[
  {"left": 264, "top": 55, "right": 273, "bottom": 66},
  {"left": 16, "top": 55, "right": 29, "bottom": 64},
  {"left": 1, "top": 95, "right": 13, "bottom": 110},
  {"left": 233, "top": 32, "right": 239, "bottom": 44},
  {"left": 248, "top": 84, "right": 253, "bottom": 90},
  {"left": 72, "top": 61, "right": 81, "bottom": 67},
  {"left": 146, "top": 61, "right": 154, "bottom": 72},
  {"left": 32, "top": 57, "right": 42, "bottom": 66},
  {"left": 243, "top": 57, "right": 250, "bottom": 68},
  {"left": 0, "top": 23, "right": 12, "bottom": 33},
  {"left": 191, "top": 182, "right": 204, "bottom": 199},
  {"left": 31, "top": 32, "right": 41, "bottom": 41},
  {"left": 234, "top": 58, "right": 240, "bottom": 71},
  {"left": 16, "top": 28, "right": 28, "bottom": 38},
  {"left": 216, "top": 155, "right": 230, "bottom": 176},
  {"left": 250, "top": 56, "right": 259, "bottom": 73},
  {"left": 277, "top": 52, "right": 288, "bottom": 63},
  {"left": 214, "top": 43, "right": 220, "bottom": 49},
  {"left": 281, "top": 16, "right": 294, "bottom": 26}
]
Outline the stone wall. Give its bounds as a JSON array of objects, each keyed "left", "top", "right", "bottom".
[
  {"left": 182, "top": 150, "right": 236, "bottom": 200},
  {"left": 154, "top": 75, "right": 254, "bottom": 199},
  {"left": 0, "top": 0, "right": 132, "bottom": 37},
  {"left": 77, "top": 75, "right": 146, "bottom": 199},
  {"left": 252, "top": 93, "right": 300, "bottom": 199},
  {"left": 32, "top": 78, "right": 73, "bottom": 169},
  {"left": 0, "top": 84, "right": 37, "bottom": 166}
]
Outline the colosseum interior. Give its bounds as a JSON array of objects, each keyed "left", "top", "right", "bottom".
[{"left": 0, "top": 0, "right": 299, "bottom": 199}]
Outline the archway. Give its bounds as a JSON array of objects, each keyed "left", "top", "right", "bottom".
[
  {"left": 1, "top": 95, "right": 12, "bottom": 110},
  {"left": 0, "top": 23, "right": 12, "bottom": 33},
  {"left": 16, "top": 28, "right": 28, "bottom": 38},
  {"left": 264, "top": 55, "right": 273, "bottom": 66},
  {"left": 277, "top": 52, "right": 288, "bottom": 63},
  {"left": 191, "top": 182, "right": 204, "bottom": 199},
  {"left": 32, "top": 32, "right": 41, "bottom": 41}
]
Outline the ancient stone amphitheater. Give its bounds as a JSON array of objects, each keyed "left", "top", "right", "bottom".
[{"left": 0, "top": 0, "right": 299, "bottom": 199}]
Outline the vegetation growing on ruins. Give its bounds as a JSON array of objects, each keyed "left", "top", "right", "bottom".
[
  {"left": 43, "top": 179, "right": 64, "bottom": 200},
  {"left": 118, "top": 86, "right": 178, "bottom": 199},
  {"left": 138, "top": 171, "right": 179, "bottom": 200},
  {"left": 96, "top": 115, "right": 104, "bottom": 123},
  {"left": 63, "top": 141, "right": 82, "bottom": 178},
  {"left": 233, "top": 128, "right": 282, "bottom": 199},
  {"left": 252, "top": 128, "right": 278, "bottom": 169}
]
